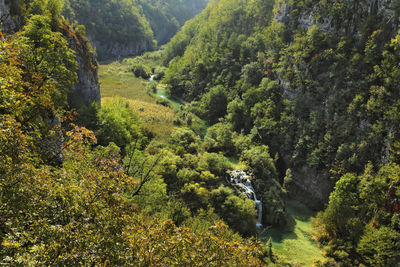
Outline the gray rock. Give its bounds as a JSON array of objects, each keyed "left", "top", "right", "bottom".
[
  {"left": 0, "top": 0, "right": 19, "bottom": 33},
  {"left": 61, "top": 25, "right": 101, "bottom": 107},
  {"left": 288, "top": 166, "right": 335, "bottom": 210}
]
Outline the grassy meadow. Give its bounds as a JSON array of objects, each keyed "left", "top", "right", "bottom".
[
  {"left": 99, "top": 61, "right": 176, "bottom": 141},
  {"left": 260, "top": 200, "right": 324, "bottom": 266}
]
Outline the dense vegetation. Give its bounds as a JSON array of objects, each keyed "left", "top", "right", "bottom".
[
  {"left": 0, "top": 1, "right": 271, "bottom": 265},
  {"left": 63, "top": 0, "right": 209, "bottom": 59},
  {"left": 161, "top": 0, "right": 400, "bottom": 264},
  {"left": 2, "top": 0, "right": 400, "bottom": 265}
]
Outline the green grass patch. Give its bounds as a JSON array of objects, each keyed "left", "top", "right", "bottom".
[
  {"left": 226, "top": 157, "right": 248, "bottom": 170},
  {"left": 260, "top": 200, "right": 323, "bottom": 266},
  {"left": 99, "top": 57, "right": 210, "bottom": 143},
  {"left": 99, "top": 61, "right": 176, "bottom": 142},
  {"left": 99, "top": 62, "right": 153, "bottom": 102}
]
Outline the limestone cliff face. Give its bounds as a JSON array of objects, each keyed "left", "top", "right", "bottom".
[
  {"left": 92, "top": 38, "right": 152, "bottom": 60},
  {"left": 0, "top": 0, "right": 19, "bottom": 33},
  {"left": 62, "top": 24, "right": 101, "bottom": 106},
  {"left": 273, "top": 0, "right": 399, "bottom": 209},
  {"left": 1, "top": 2, "right": 100, "bottom": 162},
  {"left": 274, "top": 0, "right": 398, "bottom": 34},
  {"left": 287, "top": 166, "right": 335, "bottom": 210},
  {"left": 274, "top": 0, "right": 333, "bottom": 33}
]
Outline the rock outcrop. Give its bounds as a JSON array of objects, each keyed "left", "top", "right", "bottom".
[
  {"left": 61, "top": 23, "right": 101, "bottom": 106},
  {"left": 93, "top": 38, "right": 152, "bottom": 60},
  {"left": 275, "top": 0, "right": 399, "bottom": 34},
  {"left": 288, "top": 167, "right": 335, "bottom": 210},
  {"left": 273, "top": 0, "right": 400, "bottom": 210},
  {"left": 0, "top": 0, "right": 19, "bottom": 33}
]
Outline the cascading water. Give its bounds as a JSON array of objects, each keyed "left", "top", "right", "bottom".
[{"left": 227, "top": 170, "right": 263, "bottom": 228}]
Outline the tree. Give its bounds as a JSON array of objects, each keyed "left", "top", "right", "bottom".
[
  {"left": 20, "top": 14, "right": 77, "bottom": 107},
  {"left": 96, "top": 97, "right": 146, "bottom": 153},
  {"left": 203, "top": 123, "right": 234, "bottom": 154},
  {"left": 201, "top": 85, "right": 228, "bottom": 124},
  {"left": 357, "top": 226, "right": 400, "bottom": 266}
]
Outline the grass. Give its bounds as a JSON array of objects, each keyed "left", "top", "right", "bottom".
[
  {"left": 99, "top": 62, "right": 153, "bottom": 101},
  {"left": 99, "top": 61, "right": 176, "bottom": 141},
  {"left": 259, "top": 200, "right": 324, "bottom": 266},
  {"left": 226, "top": 157, "right": 249, "bottom": 170}
]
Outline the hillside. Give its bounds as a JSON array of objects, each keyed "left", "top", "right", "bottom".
[
  {"left": 63, "top": 0, "right": 209, "bottom": 59},
  {"left": 162, "top": 0, "right": 400, "bottom": 264}
]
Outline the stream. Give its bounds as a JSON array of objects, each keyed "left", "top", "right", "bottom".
[
  {"left": 227, "top": 170, "right": 262, "bottom": 228},
  {"left": 149, "top": 75, "right": 182, "bottom": 109}
]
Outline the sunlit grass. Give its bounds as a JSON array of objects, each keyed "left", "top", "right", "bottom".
[
  {"left": 226, "top": 157, "right": 248, "bottom": 169},
  {"left": 260, "top": 200, "right": 324, "bottom": 266},
  {"left": 99, "top": 62, "right": 153, "bottom": 102},
  {"left": 99, "top": 61, "right": 176, "bottom": 141}
]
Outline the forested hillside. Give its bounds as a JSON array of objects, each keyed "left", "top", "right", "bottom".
[
  {"left": 162, "top": 0, "right": 400, "bottom": 264},
  {"left": 63, "top": 0, "right": 209, "bottom": 59}
]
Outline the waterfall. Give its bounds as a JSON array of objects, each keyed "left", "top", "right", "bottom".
[{"left": 227, "top": 170, "right": 263, "bottom": 228}]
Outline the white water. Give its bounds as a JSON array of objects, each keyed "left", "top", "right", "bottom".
[{"left": 227, "top": 170, "right": 262, "bottom": 228}]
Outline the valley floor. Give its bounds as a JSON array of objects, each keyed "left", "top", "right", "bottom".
[
  {"left": 99, "top": 61, "right": 177, "bottom": 141},
  {"left": 99, "top": 59, "right": 323, "bottom": 266},
  {"left": 260, "top": 200, "right": 323, "bottom": 266}
]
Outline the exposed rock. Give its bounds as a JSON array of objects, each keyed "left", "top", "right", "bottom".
[
  {"left": 274, "top": 0, "right": 400, "bottom": 211},
  {"left": 277, "top": 75, "right": 296, "bottom": 100},
  {"left": 94, "top": 38, "right": 152, "bottom": 59},
  {"left": 0, "top": 0, "right": 19, "bottom": 33},
  {"left": 274, "top": 0, "right": 398, "bottom": 34},
  {"left": 1, "top": 1, "right": 100, "bottom": 106},
  {"left": 274, "top": 0, "right": 333, "bottom": 33},
  {"left": 288, "top": 166, "right": 335, "bottom": 210},
  {"left": 61, "top": 23, "right": 101, "bottom": 106}
]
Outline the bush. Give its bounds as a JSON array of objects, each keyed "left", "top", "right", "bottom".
[
  {"left": 203, "top": 123, "right": 234, "bottom": 154},
  {"left": 169, "top": 127, "right": 200, "bottom": 153},
  {"left": 128, "top": 59, "right": 152, "bottom": 79},
  {"left": 96, "top": 97, "right": 147, "bottom": 153},
  {"left": 210, "top": 185, "right": 257, "bottom": 236},
  {"left": 154, "top": 66, "right": 166, "bottom": 80},
  {"left": 146, "top": 82, "right": 157, "bottom": 94}
]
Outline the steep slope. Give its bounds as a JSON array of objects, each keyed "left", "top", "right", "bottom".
[
  {"left": 64, "top": 0, "right": 209, "bottom": 59},
  {"left": 64, "top": 0, "right": 155, "bottom": 60},
  {"left": 162, "top": 0, "right": 400, "bottom": 263},
  {"left": 163, "top": 0, "right": 400, "bottom": 205},
  {"left": 139, "top": 0, "right": 210, "bottom": 45}
]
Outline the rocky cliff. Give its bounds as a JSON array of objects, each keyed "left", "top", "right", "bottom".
[
  {"left": 62, "top": 23, "right": 101, "bottom": 106},
  {"left": 0, "top": 0, "right": 19, "bottom": 33},
  {"left": 275, "top": 0, "right": 398, "bottom": 34},
  {"left": 274, "top": 0, "right": 400, "bottom": 209},
  {"left": 92, "top": 38, "right": 152, "bottom": 60}
]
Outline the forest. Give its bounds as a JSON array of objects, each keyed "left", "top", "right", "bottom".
[
  {"left": 0, "top": 0, "right": 399, "bottom": 266},
  {"left": 63, "top": 0, "right": 209, "bottom": 59}
]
